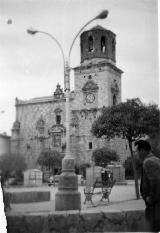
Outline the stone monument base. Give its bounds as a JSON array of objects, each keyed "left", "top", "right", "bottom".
[
  {"left": 55, "top": 190, "right": 81, "bottom": 211},
  {"left": 55, "top": 158, "right": 81, "bottom": 211}
]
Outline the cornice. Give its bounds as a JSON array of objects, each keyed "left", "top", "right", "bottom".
[
  {"left": 15, "top": 96, "right": 74, "bottom": 106},
  {"left": 73, "top": 61, "right": 123, "bottom": 74},
  {"left": 0, "top": 134, "right": 11, "bottom": 139},
  {"left": 72, "top": 107, "right": 102, "bottom": 113}
]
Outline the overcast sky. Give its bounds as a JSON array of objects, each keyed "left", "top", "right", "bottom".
[{"left": 0, "top": 0, "right": 159, "bottom": 135}]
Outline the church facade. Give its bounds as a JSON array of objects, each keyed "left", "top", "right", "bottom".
[{"left": 11, "top": 25, "right": 130, "bottom": 171}]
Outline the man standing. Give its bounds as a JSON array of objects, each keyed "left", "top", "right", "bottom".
[{"left": 135, "top": 140, "right": 160, "bottom": 232}]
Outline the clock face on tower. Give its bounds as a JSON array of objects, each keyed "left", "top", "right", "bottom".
[{"left": 85, "top": 93, "right": 95, "bottom": 103}]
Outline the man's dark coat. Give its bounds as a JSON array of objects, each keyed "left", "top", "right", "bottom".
[{"left": 140, "top": 153, "right": 160, "bottom": 231}]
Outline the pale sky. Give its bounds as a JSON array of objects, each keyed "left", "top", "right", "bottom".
[{"left": 0, "top": 0, "right": 159, "bottom": 135}]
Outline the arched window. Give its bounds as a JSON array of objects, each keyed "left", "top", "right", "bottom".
[
  {"left": 101, "top": 36, "right": 106, "bottom": 53},
  {"left": 54, "top": 108, "right": 62, "bottom": 125},
  {"left": 113, "top": 94, "right": 117, "bottom": 106},
  {"left": 88, "top": 36, "right": 93, "bottom": 52}
]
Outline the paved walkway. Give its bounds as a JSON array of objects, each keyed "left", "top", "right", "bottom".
[{"left": 6, "top": 181, "right": 145, "bottom": 214}]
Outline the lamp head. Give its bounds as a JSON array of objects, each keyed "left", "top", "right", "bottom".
[
  {"left": 27, "top": 28, "right": 38, "bottom": 35},
  {"left": 96, "top": 10, "right": 109, "bottom": 19}
]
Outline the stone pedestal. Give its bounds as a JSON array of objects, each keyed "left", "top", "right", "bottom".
[{"left": 55, "top": 157, "right": 81, "bottom": 211}]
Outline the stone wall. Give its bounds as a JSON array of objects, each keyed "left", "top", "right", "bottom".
[
  {"left": 73, "top": 63, "right": 122, "bottom": 110},
  {"left": 0, "top": 133, "right": 11, "bottom": 156},
  {"left": 6, "top": 209, "right": 149, "bottom": 233},
  {"left": 6, "top": 191, "right": 50, "bottom": 204}
]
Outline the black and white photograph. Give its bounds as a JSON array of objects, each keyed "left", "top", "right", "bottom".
[{"left": 0, "top": 0, "right": 159, "bottom": 232}]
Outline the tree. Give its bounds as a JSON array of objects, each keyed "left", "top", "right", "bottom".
[
  {"left": 91, "top": 98, "right": 159, "bottom": 199},
  {"left": 124, "top": 156, "right": 142, "bottom": 179},
  {"left": 92, "top": 147, "right": 119, "bottom": 167},
  {"left": 37, "top": 149, "right": 63, "bottom": 173},
  {"left": 0, "top": 153, "right": 27, "bottom": 185}
]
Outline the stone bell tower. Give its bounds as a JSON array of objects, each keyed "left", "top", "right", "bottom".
[
  {"left": 73, "top": 25, "right": 123, "bottom": 110},
  {"left": 80, "top": 25, "right": 116, "bottom": 64}
]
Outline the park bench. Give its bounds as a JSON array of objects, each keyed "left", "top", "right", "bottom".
[
  {"left": 84, "top": 178, "right": 116, "bottom": 205},
  {"left": 100, "top": 179, "right": 116, "bottom": 202}
]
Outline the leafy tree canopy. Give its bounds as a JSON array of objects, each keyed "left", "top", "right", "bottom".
[
  {"left": 92, "top": 147, "right": 119, "bottom": 167},
  {"left": 92, "top": 98, "right": 159, "bottom": 142},
  {"left": 0, "top": 153, "right": 27, "bottom": 181},
  {"left": 37, "top": 149, "right": 63, "bottom": 170}
]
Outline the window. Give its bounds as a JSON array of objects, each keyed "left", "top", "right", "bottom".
[
  {"left": 89, "top": 142, "right": 92, "bottom": 149},
  {"left": 52, "top": 133, "right": 61, "bottom": 147},
  {"left": 113, "top": 94, "right": 117, "bottom": 106},
  {"left": 88, "top": 36, "right": 93, "bottom": 52},
  {"left": 101, "top": 36, "right": 106, "bottom": 53},
  {"left": 56, "top": 115, "right": 61, "bottom": 124},
  {"left": 112, "top": 38, "right": 115, "bottom": 53}
]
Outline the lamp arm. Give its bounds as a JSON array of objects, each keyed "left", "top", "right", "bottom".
[
  {"left": 37, "top": 30, "right": 66, "bottom": 68},
  {"left": 68, "top": 17, "right": 96, "bottom": 66}
]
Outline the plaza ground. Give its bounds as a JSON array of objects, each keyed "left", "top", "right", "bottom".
[{"left": 5, "top": 180, "right": 145, "bottom": 214}]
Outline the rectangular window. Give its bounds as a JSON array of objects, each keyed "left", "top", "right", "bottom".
[
  {"left": 56, "top": 115, "right": 61, "bottom": 124},
  {"left": 89, "top": 142, "right": 92, "bottom": 149}
]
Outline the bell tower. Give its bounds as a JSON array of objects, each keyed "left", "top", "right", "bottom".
[
  {"left": 73, "top": 25, "right": 123, "bottom": 110},
  {"left": 80, "top": 25, "right": 116, "bottom": 64}
]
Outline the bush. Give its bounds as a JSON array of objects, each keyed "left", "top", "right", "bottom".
[
  {"left": 92, "top": 147, "right": 119, "bottom": 167},
  {"left": 0, "top": 153, "right": 26, "bottom": 186}
]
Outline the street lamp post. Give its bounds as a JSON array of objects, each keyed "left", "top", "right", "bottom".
[{"left": 27, "top": 10, "right": 108, "bottom": 210}]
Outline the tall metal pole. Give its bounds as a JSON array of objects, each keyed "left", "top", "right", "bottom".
[{"left": 64, "top": 61, "right": 71, "bottom": 158}]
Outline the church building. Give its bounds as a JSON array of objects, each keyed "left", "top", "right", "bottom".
[{"left": 11, "top": 25, "right": 130, "bottom": 172}]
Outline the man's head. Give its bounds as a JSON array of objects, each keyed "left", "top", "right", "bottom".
[{"left": 134, "top": 140, "right": 151, "bottom": 162}]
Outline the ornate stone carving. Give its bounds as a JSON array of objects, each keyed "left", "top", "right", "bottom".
[
  {"left": 82, "top": 80, "right": 98, "bottom": 92},
  {"left": 54, "top": 108, "right": 62, "bottom": 114},
  {"left": 12, "top": 120, "right": 20, "bottom": 131},
  {"left": 36, "top": 117, "right": 45, "bottom": 134},
  {"left": 73, "top": 108, "right": 99, "bottom": 120},
  {"left": 54, "top": 84, "right": 64, "bottom": 99},
  {"left": 48, "top": 124, "right": 66, "bottom": 135},
  {"left": 48, "top": 124, "right": 66, "bottom": 148},
  {"left": 71, "top": 115, "right": 79, "bottom": 127},
  {"left": 111, "top": 80, "right": 119, "bottom": 95}
]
